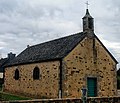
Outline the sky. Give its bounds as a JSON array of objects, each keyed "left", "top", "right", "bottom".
[{"left": 0, "top": 0, "right": 120, "bottom": 68}]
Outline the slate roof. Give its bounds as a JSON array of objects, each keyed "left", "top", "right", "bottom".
[
  {"left": 6, "top": 32, "right": 118, "bottom": 67},
  {"left": 7, "top": 32, "right": 86, "bottom": 66}
]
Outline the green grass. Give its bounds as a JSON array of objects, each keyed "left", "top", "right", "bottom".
[
  {"left": 0, "top": 84, "right": 31, "bottom": 101},
  {"left": 0, "top": 92, "right": 31, "bottom": 101}
]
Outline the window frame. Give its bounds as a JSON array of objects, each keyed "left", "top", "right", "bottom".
[
  {"left": 14, "top": 69, "right": 19, "bottom": 80},
  {"left": 33, "top": 66, "right": 40, "bottom": 80}
]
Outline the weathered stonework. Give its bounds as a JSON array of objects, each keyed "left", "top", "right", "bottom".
[
  {"left": 3, "top": 97, "right": 120, "bottom": 103},
  {"left": 4, "top": 61, "right": 60, "bottom": 98},
  {"left": 62, "top": 37, "right": 117, "bottom": 98}
]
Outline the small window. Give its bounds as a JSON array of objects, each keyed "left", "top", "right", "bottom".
[
  {"left": 33, "top": 67, "right": 40, "bottom": 80},
  {"left": 14, "top": 69, "right": 19, "bottom": 80}
]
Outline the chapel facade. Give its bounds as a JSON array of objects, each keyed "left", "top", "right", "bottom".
[{"left": 4, "top": 9, "right": 118, "bottom": 98}]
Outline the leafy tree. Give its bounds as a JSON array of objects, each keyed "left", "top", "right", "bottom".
[{"left": 117, "top": 68, "right": 120, "bottom": 89}]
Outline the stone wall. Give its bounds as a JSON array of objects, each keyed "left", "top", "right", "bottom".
[
  {"left": 4, "top": 61, "right": 60, "bottom": 98},
  {"left": 63, "top": 37, "right": 117, "bottom": 98},
  {"left": 1, "top": 97, "right": 120, "bottom": 103}
]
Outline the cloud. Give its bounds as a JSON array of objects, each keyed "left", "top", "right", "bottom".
[{"left": 0, "top": 0, "right": 120, "bottom": 68}]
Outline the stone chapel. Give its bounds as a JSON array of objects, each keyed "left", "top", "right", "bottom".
[{"left": 4, "top": 9, "right": 118, "bottom": 98}]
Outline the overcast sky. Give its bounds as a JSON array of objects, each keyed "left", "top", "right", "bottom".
[{"left": 0, "top": 0, "right": 120, "bottom": 68}]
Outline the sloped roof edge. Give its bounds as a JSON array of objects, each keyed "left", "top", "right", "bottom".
[{"left": 95, "top": 35, "right": 118, "bottom": 64}]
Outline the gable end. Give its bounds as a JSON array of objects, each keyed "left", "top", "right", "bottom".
[{"left": 95, "top": 35, "right": 118, "bottom": 64}]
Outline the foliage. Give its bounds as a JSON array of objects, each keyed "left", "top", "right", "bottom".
[
  {"left": 117, "top": 69, "right": 120, "bottom": 89},
  {"left": 117, "top": 69, "right": 120, "bottom": 76},
  {"left": 0, "top": 84, "right": 2, "bottom": 91}
]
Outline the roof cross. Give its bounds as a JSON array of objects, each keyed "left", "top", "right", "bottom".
[{"left": 85, "top": 1, "right": 89, "bottom": 9}]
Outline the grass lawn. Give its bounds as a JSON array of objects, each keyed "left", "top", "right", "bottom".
[
  {"left": 0, "top": 92, "right": 31, "bottom": 101},
  {"left": 0, "top": 84, "right": 31, "bottom": 101}
]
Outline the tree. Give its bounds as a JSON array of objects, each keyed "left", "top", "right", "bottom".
[{"left": 117, "top": 68, "right": 120, "bottom": 89}]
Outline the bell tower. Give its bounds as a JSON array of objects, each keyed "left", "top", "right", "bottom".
[{"left": 82, "top": 8, "right": 94, "bottom": 37}]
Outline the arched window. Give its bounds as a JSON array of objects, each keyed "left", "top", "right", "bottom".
[
  {"left": 33, "top": 67, "right": 40, "bottom": 80},
  {"left": 14, "top": 69, "right": 19, "bottom": 80}
]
